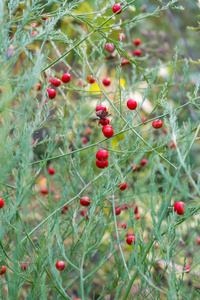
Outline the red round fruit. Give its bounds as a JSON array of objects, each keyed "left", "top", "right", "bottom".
[
  {"left": 121, "top": 58, "right": 130, "bottom": 66},
  {"left": 118, "top": 183, "right": 127, "bottom": 190},
  {"left": 112, "top": 4, "right": 122, "bottom": 14},
  {"left": 0, "top": 198, "right": 4, "bottom": 209},
  {"left": 41, "top": 14, "right": 48, "bottom": 21},
  {"left": 170, "top": 141, "right": 175, "bottom": 149},
  {"left": 34, "top": 83, "right": 41, "bottom": 91},
  {"left": 196, "top": 237, "right": 200, "bottom": 245},
  {"left": 82, "top": 137, "right": 88, "bottom": 144},
  {"left": 80, "top": 196, "right": 91, "bottom": 207},
  {"left": 31, "top": 22, "right": 38, "bottom": 27},
  {"left": 152, "top": 119, "right": 163, "bottom": 129},
  {"left": 87, "top": 128, "right": 92, "bottom": 135},
  {"left": 54, "top": 194, "right": 60, "bottom": 199},
  {"left": 41, "top": 188, "right": 48, "bottom": 195},
  {"left": 52, "top": 78, "right": 61, "bottom": 87},
  {"left": 102, "top": 78, "right": 111, "bottom": 86},
  {"left": 105, "top": 43, "right": 115, "bottom": 53},
  {"left": 96, "top": 105, "right": 107, "bottom": 112},
  {"left": 48, "top": 167, "right": 55, "bottom": 175},
  {"left": 47, "top": 88, "right": 56, "bottom": 99},
  {"left": 121, "top": 223, "right": 127, "bottom": 229},
  {"left": 102, "top": 126, "right": 114, "bottom": 138},
  {"left": 140, "top": 159, "right": 148, "bottom": 166},
  {"left": 96, "top": 149, "right": 109, "bottom": 161},
  {"left": 126, "top": 235, "right": 135, "bottom": 245},
  {"left": 127, "top": 99, "right": 137, "bottom": 110},
  {"left": 131, "top": 164, "right": 140, "bottom": 172},
  {"left": 184, "top": 265, "right": 190, "bottom": 273},
  {"left": 80, "top": 209, "right": 89, "bottom": 218},
  {"left": 61, "top": 205, "right": 68, "bottom": 214},
  {"left": 21, "top": 263, "right": 27, "bottom": 271},
  {"left": 114, "top": 207, "right": 121, "bottom": 215},
  {"left": 134, "top": 49, "right": 142, "bottom": 56},
  {"left": 136, "top": 215, "right": 141, "bottom": 220},
  {"left": 118, "top": 33, "right": 125, "bottom": 41},
  {"left": 141, "top": 117, "right": 147, "bottom": 123},
  {"left": 174, "top": 201, "right": 185, "bottom": 215},
  {"left": 133, "top": 204, "right": 139, "bottom": 214},
  {"left": 96, "top": 160, "right": 109, "bottom": 169},
  {"left": 100, "top": 118, "right": 110, "bottom": 126},
  {"left": 87, "top": 75, "right": 95, "bottom": 84},
  {"left": 61, "top": 73, "right": 71, "bottom": 83},
  {"left": 0, "top": 266, "right": 6, "bottom": 275},
  {"left": 30, "top": 31, "right": 38, "bottom": 36},
  {"left": 55, "top": 260, "right": 65, "bottom": 271},
  {"left": 134, "top": 39, "right": 141, "bottom": 46}
]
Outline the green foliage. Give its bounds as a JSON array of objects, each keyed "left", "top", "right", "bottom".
[{"left": 0, "top": 0, "right": 200, "bottom": 299}]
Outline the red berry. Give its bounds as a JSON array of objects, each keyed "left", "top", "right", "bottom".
[
  {"left": 127, "top": 99, "right": 137, "bottom": 110},
  {"left": 54, "top": 194, "right": 60, "bottom": 199},
  {"left": 30, "top": 31, "right": 38, "bottom": 36},
  {"left": 82, "top": 137, "right": 88, "bottom": 144},
  {"left": 96, "top": 105, "right": 107, "bottom": 112},
  {"left": 41, "top": 188, "right": 48, "bottom": 195},
  {"left": 174, "top": 201, "right": 185, "bottom": 215},
  {"left": 31, "top": 140, "right": 35, "bottom": 145},
  {"left": 61, "top": 73, "right": 71, "bottom": 83},
  {"left": 87, "top": 128, "right": 92, "bottom": 135},
  {"left": 96, "top": 149, "right": 109, "bottom": 161},
  {"left": 121, "top": 58, "right": 130, "bottom": 66},
  {"left": 136, "top": 215, "right": 141, "bottom": 220},
  {"left": 133, "top": 204, "right": 139, "bottom": 214},
  {"left": 48, "top": 167, "right": 55, "bottom": 175},
  {"left": 126, "top": 235, "right": 135, "bottom": 245},
  {"left": 0, "top": 198, "right": 4, "bottom": 209},
  {"left": 21, "top": 263, "right": 27, "bottom": 271},
  {"left": 134, "top": 39, "right": 141, "bottom": 46},
  {"left": 96, "top": 160, "right": 109, "bottom": 169},
  {"left": 196, "top": 237, "right": 200, "bottom": 245},
  {"left": 55, "top": 260, "right": 65, "bottom": 271},
  {"left": 0, "top": 266, "right": 6, "bottom": 275},
  {"left": 41, "top": 14, "right": 48, "bottom": 21},
  {"left": 121, "top": 223, "right": 127, "bottom": 229},
  {"left": 112, "top": 4, "right": 122, "bottom": 14},
  {"left": 118, "top": 33, "right": 125, "bottom": 41},
  {"left": 52, "top": 78, "right": 61, "bottom": 87},
  {"left": 118, "top": 183, "right": 127, "bottom": 190},
  {"left": 61, "top": 205, "right": 68, "bottom": 214},
  {"left": 100, "top": 118, "right": 110, "bottom": 126},
  {"left": 87, "top": 75, "right": 95, "bottom": 84},
  {"left": 102, "top": 125, "right": 114, "bottom": 138},
  {"left": 131, "top": 164, "right": 140, "bottom": 172},
  {"left": 152, "top": 119, "right": 163, "bottom": 129},
  {"left": 105, "top": 43, "right": 115, "bottom": 53},
  {"left": 34, "top": 83, "right": 41, "bottom": 91},
  {"left": 141, "top": 117, "right": 147, "bottom": 123},
  {"left": 184, "top": 265, "right": 190, "bottom": 273},
  {"left": 170, "top": 141, "right": 175, "bottom": 149},
  {"left": 140, "top": 159, "right": 148, "bottom": 166},
  {"left": 31, "top": 22, "right": 38, "bottom": 27},
  {"left": 80, "top": 196, "right": 91, "bottom": 207},
  {"left": 80, "top": 209, "right": 89, "bottom": 218},
  {"left": 102, "top": 78, "right": 111, "bottom": 86},
  {"left": 47, "top": 88, "right": 56, "bottom": 99},
  {"left": 121, "top": 203, "right": 131, "bottom": 210},
  {"left": 134, "top": 49, "right": 142, "bottom": 56},
  {"left": 114, "top": 207, "right": 121, "bottom": 215}
]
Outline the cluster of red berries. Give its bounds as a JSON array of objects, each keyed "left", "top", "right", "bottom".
[
  {"left": 96, "top": 149, "right": 109, "bottom": 169},
  {"left": 95, "top": 105, "right": 114, "bottom": 139}
]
